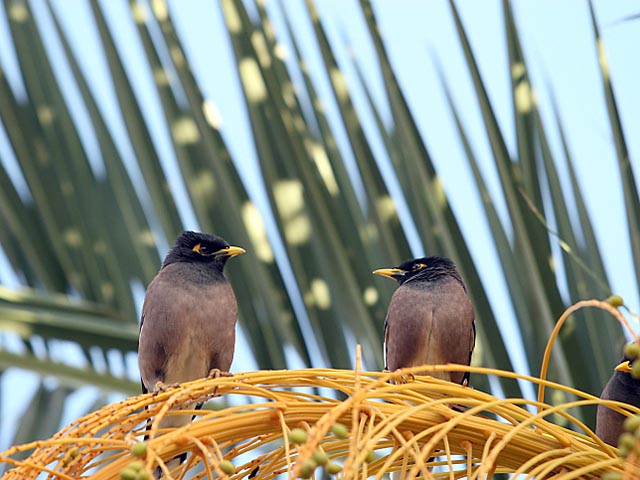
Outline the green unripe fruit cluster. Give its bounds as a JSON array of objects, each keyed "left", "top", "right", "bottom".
[
  {"left": 606, "top": 295, "right": 624, "bottom": 307},
  {"left": 601, "top": 472, "right": 622, "bottom": 480},
  {"left": 624, "top": 343, "right": 640, "bottom": 360},
  {"left": 299, "top": 459, "right": 317, "bottom": 478},
  {"left": 624, "top": 415, "right": 640, "bottom": 433},
  {"left": 618, "top": 432, "right": 635, "bottom": 456},
  {"left": 290, "top": 428, "right": 308, "bottom": 444},
  {"left": 219, "top": 460, "right": 235, "bottom": 475},
  {"left": 120, "top": 460, "right": 149, "bottom": 480},
  {"left": 312, "top": 450, "right": 328, "bottom": 466},
  {"left": 130, "top": 442, "right": 147, "bottom": 458},
  {"left": 120, "top": 469, "right": 137, "bottom": 480},
  {"left": 331, "top": 423, "right": 349, "bottom": 439}
]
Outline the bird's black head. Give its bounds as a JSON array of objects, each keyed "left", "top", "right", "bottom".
[
  {"left": 162, "top": 231, "right": 245, "bottom": 271},
  {"left": 609, "top": 357, "right": 640, "bottom": 395},
  {"left": 373, "top": 256, "right": 464, "bottom": 287},
  {"left": 613, "top": 353, "right": 640, "bottom": 381}
]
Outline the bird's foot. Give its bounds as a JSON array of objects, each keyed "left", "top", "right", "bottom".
[
  {"left": 396, "top": 370, "right": 415, "bottom": 384},
  {"left": 207, "top": 369, "right": 233, "bottom": 379},
  {"left": 384, "top": 369, "right": 415, "bottom": 385},
  {"left": 154, "top": 381, "right": 180, "bottom": 393}
]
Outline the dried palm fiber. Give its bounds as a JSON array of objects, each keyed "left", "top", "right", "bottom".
[{"left": 0, "top": 299, "right": 636, "bottom": 479}]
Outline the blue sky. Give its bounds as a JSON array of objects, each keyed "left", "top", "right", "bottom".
[{"left": 0, "top": 0, "right": 639, "bottom": 449}]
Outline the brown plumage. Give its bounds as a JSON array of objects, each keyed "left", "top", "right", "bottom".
[
  {"left": 138, "top": 231, "right": 244, "bottom": 473},
  {"left": 596, "top": 358, "right": 640, "bottom": 446},
  {"left": 374, "top": 256, "right": 475, "bottom": 385}
]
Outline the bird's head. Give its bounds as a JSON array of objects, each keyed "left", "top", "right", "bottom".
[
  {"left": 612, "top": 341, "right": 640, "bottom": 380},
  {"left": 616, "top": 360, "right": 633, "bottom": 374},
  {"left": 609, "top": 342, "right": 640, "bottom": 389},
  {"left": 611, "top": 357, "right": 640, "bottom": 392},
  {"left": 373, "top": 256, "right": 461, "bottom": 286},
  {"left": 162, "top": 231, "right": 245, "bottom": 270}
]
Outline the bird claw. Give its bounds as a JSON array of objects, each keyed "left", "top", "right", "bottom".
[
  {"left": 387, "top": 370, "right": 414, "bottom": 385},
  {"left": 397, "top": 370, "right": 414, "bottom": 384},
  {"left": 208, "top": 369, "right": 233, "bottom": 379},
  {"left": 154, "top": 381, "right": 179, "bottom": 393}
]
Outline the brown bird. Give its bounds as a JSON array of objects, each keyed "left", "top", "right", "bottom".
[
  {"left": 138, "top": 231, "right": 245, "bottom": 473},
  {"left": 596, "top": 357, "right": 640, "bottom": 446},
  {"left": 373, "top": 256, "right": 475, "bottom": 385}
]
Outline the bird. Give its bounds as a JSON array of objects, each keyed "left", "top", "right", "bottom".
[
  {"left": 596, "top": 357, "right": 640, "bottom": 446},
  {"left": 373, "top": 256, "right": 475, "bottom": 385},
  {"left": 138, "top": 230, "right": 245, "bottom": 475}
]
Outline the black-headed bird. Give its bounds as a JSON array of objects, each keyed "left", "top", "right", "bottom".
[
  {"left": 373, "top": 256, "right": 475, "bottom": 385},
  {"left": 596, "top": 357, "right": 640, "bottom": 446},
  {"left": 138, "top": 231, "right": 245, "bottom": 473}
]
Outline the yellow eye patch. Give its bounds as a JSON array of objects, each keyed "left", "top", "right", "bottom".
[
  {"left": 192, "top": 243, "right": 245, "bottom": 257},
  {"left": 192, "top": 243, "right": 211, "bottom": 255}
]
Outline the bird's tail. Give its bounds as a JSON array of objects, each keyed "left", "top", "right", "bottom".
[
  {"left": 153, "top": 455, "right": 187, "bottom": 479},
  {"left": 145, "top": 401, "right": 204, "bottom": 478},
  {"left": 390, "top": 456, "right": 434, "bottom": 480}
]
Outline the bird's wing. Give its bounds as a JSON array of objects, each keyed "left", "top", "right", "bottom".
[
  {"left": 383, "top": 316, "right": 389, "bottom": 370},
  {"left": 139, "top": 307, "right": 145, "bottom": 331},
  {"left": 596, "top": 378, "right": 623, "bottom": 446},
  {"left": 470, "top": 320, "right": 476, "bottom": 360},
  {"left": 446, "top": 281, "right": 475, "bottom": 385},
  {"left": 462, "top": 320, "right": 476, "bottom": 386},
  {"left": 139, "top": 304, "right": 148, "bottom": 394},
  {"left": 138, "top": 279, "right": 170, "bottom": 393}
]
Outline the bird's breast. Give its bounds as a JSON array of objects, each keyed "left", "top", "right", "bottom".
[
  {"left": 139, "top": 272, "right": 238, "bottom": 387},
  {"left": 384, "top": 279, "right": 474, "bottom": 383}
]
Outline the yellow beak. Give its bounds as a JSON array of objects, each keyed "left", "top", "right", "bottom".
[
  {"left": 219, "top": 246, "right": 246, "bottom": 258},
  {"left": 615, "top": 361, "right": 633, "bottom": 373},
  {"left": 372, "top": 268, "right": 405, "bottom": 279}
]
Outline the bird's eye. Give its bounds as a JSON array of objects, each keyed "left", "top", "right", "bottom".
[
  {"left": 413, "top": 263, "right": 426, "bottom": 271},
  {"left": 192, "top": 243, "right": 210, "bottom": 255}
]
